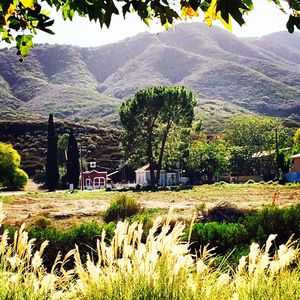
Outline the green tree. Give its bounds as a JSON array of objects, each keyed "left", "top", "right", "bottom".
[
  {"left": 187, "top": 140, "right": 229, "bottom": 183},
  {"left": 66, "top": 129, "right": 80, "bottom": 189},
  {"left": 45, "top": 113, "right": 59, "bottom": 191},
  {"left": 0, "top": 142, "right": 28, "bottom": 190},
  {"left": 0, "top": 0, "right": 296, "bottom": 59},
  {"left": 224, "top": 116, "right": 290, "bottom": 177},
  {"left": 120, "top": 86, "right": 196, "bottom": 185},
  {"left": 292, "top": 128, "right": 300, "bottom": 154},
  {"left": 57, "top": 133, "right": 69, "bottom": 166}
]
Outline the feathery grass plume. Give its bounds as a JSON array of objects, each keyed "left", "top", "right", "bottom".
[
  {"left": 0, "top": 201, "right": 299, "bottom": 299},
  {"left": 234, "top": 234, "right": 300, "bottom": 299},
  {"left": 0, "top": 204, "right": 71, "bottom": 299}
]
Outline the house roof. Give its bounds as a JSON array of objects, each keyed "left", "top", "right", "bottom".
[
  {"left": 82, "top": 170, "right": 107, "bottom": 175},
  {"left": 135, "top": 164, "right": 151, "bottom": 172},
  {"left": 107, "top": 170, "right": 119, "bottom": 177},
  {"left": 136, "top": 164, "right": 166, "bottom": 172},
  {"left": 135, "top": 164, "right": 178, "bottom": 172},
  {"left": 252, "top": 150, "right": 275, "bottom": 158},
  {"left": 291, "top": 153, "right": 300, "bottom": 159}
]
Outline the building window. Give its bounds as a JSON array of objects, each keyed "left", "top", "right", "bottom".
[{"left": 94, "top": 177, "right": 106, "bottom": 188}]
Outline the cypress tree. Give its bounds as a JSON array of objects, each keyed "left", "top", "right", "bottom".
[
  {"left": 45, "top": 113, "right": 59, "bottom": 191},
  {"left": 66, "top": 129, "right": 80, "bottom": 189}
]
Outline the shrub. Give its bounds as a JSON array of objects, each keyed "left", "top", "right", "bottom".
[
  {"left": 201, "top": 201, "right": 248, "bottom": 223},
  {"left": 34, "top": 216, "right": 51, "bottom": 229},
  {"left": 243, "top": 203, "right": 300, "bottom": 245},
  {"left": 104, "top": 194, "right": 143, "bottom": 223},
  {"left": 189, "top": 222, "right": 248, "bottom": 254},
  {"left": 11, "top": 168, "right": 28, "bottom": 189},
  {"left": 0, "top": 142, "right": 28, "bottom": 190}
]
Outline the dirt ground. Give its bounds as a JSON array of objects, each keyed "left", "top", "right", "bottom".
[{"left": 1, "top": 183, "right": 300, "bottom": 228}]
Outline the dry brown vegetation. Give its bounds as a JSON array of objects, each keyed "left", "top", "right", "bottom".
[{"left": 0, "top": 183, "right": 299, "bottom": 228}]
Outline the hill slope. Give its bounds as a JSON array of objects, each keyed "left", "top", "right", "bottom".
[{"left": 0, "top": 23, "right": 299, "bottom": 128}]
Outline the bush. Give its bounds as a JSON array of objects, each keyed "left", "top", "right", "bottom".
[
  {"left": 11, "top": 168, "right": 28, "bottom": 189},
  {"left": 26, "top": 222, "right": 117, "bottom": 269},
  {"left": 190, "top": 204, "right": 300, "bottom": 257},
  {"left": 189, "top": 222, "right": 248, "bottom": 254},
  {"left": 0, "top": 142, "right": 28, "bottom": 190},
  {"left": 201, "top": 201, "right": 248, "bottom": 223},
  {"left": 104, "top": 194, "right": 143, "bottom": 223},
  {"left": 243, "top": 203, "right": 300, "bottom": 245},
  {"left": 34, "top": 216, "right": 51, "bottom": 229}
]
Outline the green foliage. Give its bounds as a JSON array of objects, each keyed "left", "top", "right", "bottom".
[
  {"left": 25, "top": 221, "right": 116, "bottom": 269},
  {"left": 187, "top": 140, "right": 229, "bottom": 182},
  {"left": 276, "top": 148, "right": 290, "bottom": 175},
  {"left": 120, "top": 86, "right": 196, "bottom": 185},
  {"left": 45, "top": 113, "right": 59, "bottom": 191},
  {"left": 190, "top": 222, "right": 248, "bottom": 254},
  {"left": 11, "top": 168, "right": 28, "bottom": 189},
  {"left": 189, "top": 204, "right": 300, "bottom": 256},
  {"left": 104, "top": 194, "right": 143, "bottom": 223},
  {"left": 244, "top": 203, "right": 300, "bottom": 245},
  {"left": 57, "top": 133, "right": 69, "bottom": 166},
  {"left": 0, "top": 142, "right": 28, "bottom": 190},
  {"left": 225, "top": 116, "right": 290, "bottom": 176},
  {"left": 292, "top": 127, "right": 300, "bottom": 154},
  {"left": 34, "top": 216, "right": 51, "bottom": 229}
]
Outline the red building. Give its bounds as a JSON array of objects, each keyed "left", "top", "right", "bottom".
[{"left": 80, "top": 170, "right": 107, "bottom": 189}]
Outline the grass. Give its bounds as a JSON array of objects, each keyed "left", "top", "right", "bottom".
[
  {"left": 0, "top": 207, "right": 299, "bottom": 299},
  {"left": 104, "top": 194, "right": 143, "bottom": 222},
  {"left": 1, "top": 183, "right": 299, "bottom": 228}
]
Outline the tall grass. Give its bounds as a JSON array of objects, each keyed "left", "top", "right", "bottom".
[
  {"left": 0, "top": 204, "right": 299, "bottom": 299},
  {"left": 104, "top": 194, "right": 143, "bottom": 223}
]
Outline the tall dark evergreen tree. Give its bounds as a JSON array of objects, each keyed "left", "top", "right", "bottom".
[
  {"left": 45, "top": 113, "right": 59, "bottom": 191},
  {"left": 66, "top": 129, "right": 80, "bottom": 189}
]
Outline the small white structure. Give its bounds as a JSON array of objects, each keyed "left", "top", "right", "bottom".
[{"left": 135, "top": 164, "right": 181, "bottom": 186}]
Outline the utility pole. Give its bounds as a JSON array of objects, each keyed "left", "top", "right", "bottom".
[{"left": 80, "top": 141, "right": 84, "bottom": 191}]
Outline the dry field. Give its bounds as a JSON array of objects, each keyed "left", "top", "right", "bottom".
[{"left": 0, "top": 183, "right": 299, "bottom": 228}]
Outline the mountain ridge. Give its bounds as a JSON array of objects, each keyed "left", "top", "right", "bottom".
[{"left": 0, "top": 23, "right": 299, "bottom": 128}]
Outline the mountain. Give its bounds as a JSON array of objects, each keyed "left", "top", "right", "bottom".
[{"left": 0, "top": 23, "right": 300, "bottom": 130}]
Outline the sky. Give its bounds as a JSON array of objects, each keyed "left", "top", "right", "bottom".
[{"left": 22, "top": 0, "right": 293, "bottom": 47}]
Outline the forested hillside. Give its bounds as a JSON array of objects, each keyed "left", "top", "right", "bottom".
[{"left": 0, "top": 121, "right": 122, "bottom": 175}]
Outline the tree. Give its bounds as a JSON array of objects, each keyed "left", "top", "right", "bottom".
[
  {"left": 45, "top": 113, "right": 59, "bottom": 191},
  {"left": 57, "top": 133, "right": 69, "bottom": 166},
  {"left": 66, "top": 129, "right": 80, "bottom": 189},
  {"left": 0, "top": 0, "right": 297, "bottom": 59},
  {"left": 224, "top": 115, "right": 290, "bottom": 177},
  {"left": 292, "top": 128, "right": 300, "bottom": 154},
  {"left": 120, "top": 86, "right": 196, "bottom": 185},
  {"left": 187, "top": 140, "right": 229, "bottom": 183},
  {"left": 0, "top": 142, "right": 28, "bottom": 190}
]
